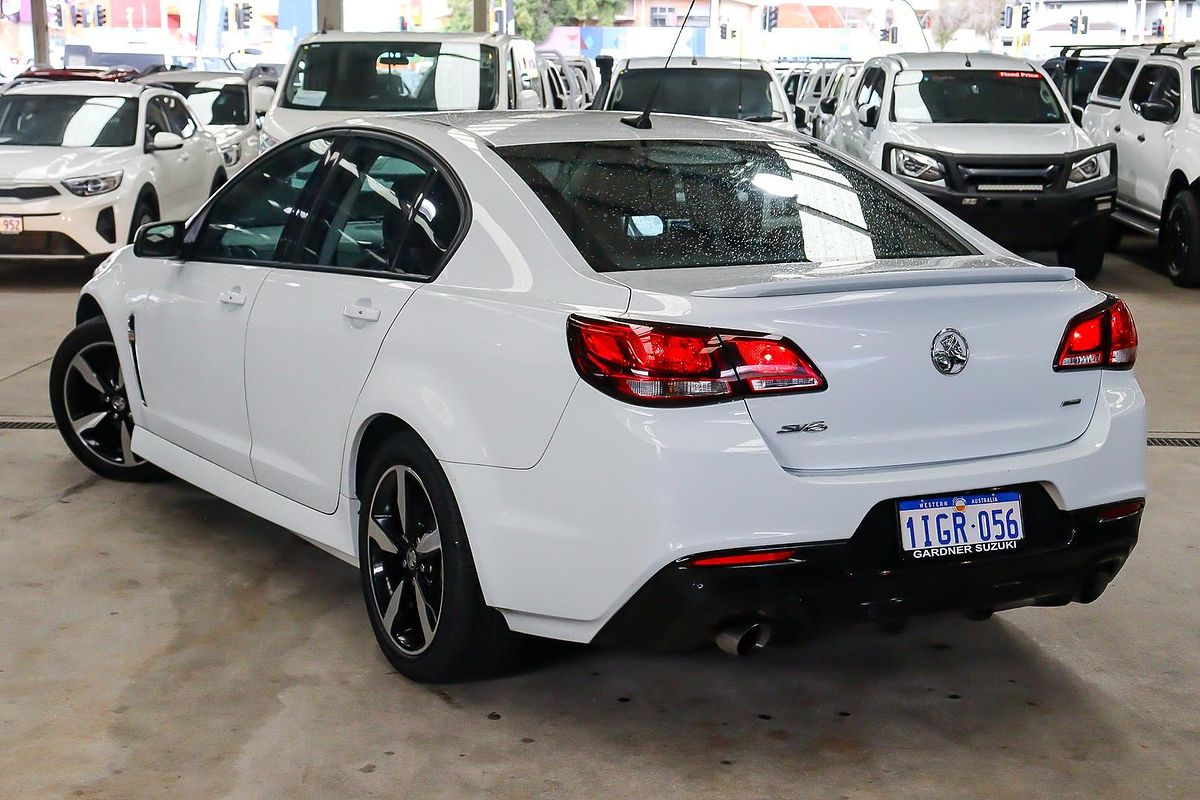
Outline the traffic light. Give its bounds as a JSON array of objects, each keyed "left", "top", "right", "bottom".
[
  {"left": 720, "top": 22, "right": 728, "bottom": 39},
  {"left": 71, "top": 4, "right": 85, "bottom": 25},
  {"left": 94, "top": 4, "right": 106, "bottom": 25},
  {"left": 1020, "top": 5, "right": 1030, "bottom": 28},
  {"left": 221, "top": 7, "right": 229, "bottom": 29},
  {"left": 1002, "top": 5, "right": 1013, "bottom": 28},
  {"left": 53, "top": 3, "right": 63, "bottom": 25},
  {"left": 767, "top": 6, "right": 779, "bottom": 31},
  {"left": 879, "top": 27, "right": 889, "bottom": 41},
  {"left": 235, "top": 2, "right": 253, "bottom": 28},
  {"left": 1069, "top": 15, "right": 1078, "bottom": 34}
]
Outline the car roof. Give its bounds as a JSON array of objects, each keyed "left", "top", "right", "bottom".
[
  {"left": 137, "top": 69, "right": 242, "bottom": 84},
  {"left": 888, "top": 51, "right": 1040, "bottom": 71},
  {"left": 351, "top": 110, "right": 785, "bottom": 148},
  {"left": 621, "top": 57, "right": 769, "bottom": 71},
  {"left": 4, "top": 80, "right": 146, "bottom": 98},
  {"left": 296, "top": 31, "right": 521, "bottom": 46}
]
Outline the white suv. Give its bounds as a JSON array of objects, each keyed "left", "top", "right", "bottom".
[
  {"left": 139, "top": 70, "right": 277, "bottom": 175},
  {"left": 826, "top": 52, "right": 1116, "bottom": 278},
  {"left": 260, "top": 31, "right": 546, "bottom": 152},
  {"left": 1082, "top": 44, "right": 1200, "bottom": 286},
  {"left": 0, "top": 81, "right": 224, "bottom": 264}
]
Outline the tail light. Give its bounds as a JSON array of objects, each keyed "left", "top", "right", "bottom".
[
  {"left": 1054, "top": 296, "right": 1137, "bottom": 371},
  {"left": 567, "top": 315, "right": 826, "bottom": 405},
  {"left": 686, "top": 548, "right": 798, "bottom": 567}
]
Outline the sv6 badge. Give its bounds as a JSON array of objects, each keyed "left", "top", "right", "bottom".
[{"left": 778, "top": 421, "right": 828, "bottom": 434}]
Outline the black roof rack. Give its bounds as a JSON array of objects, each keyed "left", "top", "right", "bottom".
[
  {"left": 1150, "top": 40, "right": 1200, "bottom": 56},
  {"left": 1055, "top": 44, "right": 1123, "bottom": 58}
]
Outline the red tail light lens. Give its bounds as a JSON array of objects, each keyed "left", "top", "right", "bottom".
[
  {"left": 567, "top": 315, "right": 826, "bottom": 405},
  {"left": 687, "top": 548, "right": 798, "bottom": 567},
  {"left": 1054, "top": 296, "right": 1137, "bottom": 371}
]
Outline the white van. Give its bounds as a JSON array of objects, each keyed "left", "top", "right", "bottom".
[{"left": 260, "top": 31, "right": 545, "bottom": 152}]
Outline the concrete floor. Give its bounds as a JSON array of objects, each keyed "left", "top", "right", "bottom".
[{"left": 0, "top": 242, "right": 1197, "bottom": 799}]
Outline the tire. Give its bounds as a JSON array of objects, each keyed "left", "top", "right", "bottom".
[
  {"left": 1058, "top": 217, "right": 1108, "bottom": 281},
  {"left": 358, "top": 432, "right": 520, "bottom": 683},
  {"left": 1164, "top": 190, "right": 1200, "bottom": 287},
  {"left": 48, "top": 318, "right": 167, "bottom": 482},
  {"left": 127, "top": 194, "right": 156, "bottom": 245}
]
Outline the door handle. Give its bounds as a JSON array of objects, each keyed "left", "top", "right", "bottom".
[
  {"left": 1137, "top": 133, "right": 1146, "bottom": 142},
  {"left": 1114, "top": 124, "right": 1121, "bottom": 133},
  {"left": 343, "top": 303, "right": 380, "bottom": 322},
  {"left": 219, "top": 290, "right": 246, "bottom": 306}
]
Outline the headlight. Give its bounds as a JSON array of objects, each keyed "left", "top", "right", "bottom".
[
  {"left": 258, "top": 130, "right": 279, "bottom": 154},
  {"left": 1068, "top": 153, "right": 1108, "bottom": 185},
  {"left": 891, "top": 148, "right": 944, "bottom": 182},
  {"left": 62, "top": 170, "right": 123, "bottom": 197},
  {"left": 221, "top": 143, "right": 242, "bottom": 167}
]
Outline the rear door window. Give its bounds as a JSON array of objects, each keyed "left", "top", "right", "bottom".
[
  {"left": 1095, "top": 57, "right": 1139, "bottom": 101},
  {"left": 297, "top": 136, "right": 464, "bottom": 278}
]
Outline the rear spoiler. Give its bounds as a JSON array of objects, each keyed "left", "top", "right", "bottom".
[{"left": 692, "top": 265, "right": 1076, "bottom": 298}]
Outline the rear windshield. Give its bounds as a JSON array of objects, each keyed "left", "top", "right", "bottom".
[
  {"left": 283, "top": 41, "right": 499, "bottom": 112},
  {"left": 165, "top": 80, "right": 248, "bottom": 126},
  {"left": 498, "top": 139, "right": 969, "bottom": 272},
  {"left": 892, "top": 69, "right": 1065, "bottom": 124},
  {"left": 0, "top": 95, "right": 137, "bottom": 147},
  {"left": 609, "top": 68, "right": 785, "bottom": 122}
]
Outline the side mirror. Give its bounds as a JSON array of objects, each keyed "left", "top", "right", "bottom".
[
  {"left": 820, "top": 95, "right": 837, "bottom": 115},
  {"left": 858, "top": 105, "right": 879, "bottom": 128},
  {"left": 794, "top": 106, "right": 807, "bottom": 129},
  {"left": 1140, "top": 99, "right": 1175, "bottom": 122},
  {"left": 147, "top": 131, "right": 184, "bottom": 152},
  {"left": 1071, "top": 104, "right": 1086, "bottom": 126},
  {"left": 133, "top": 221, "right": 186, "bottom": 259},
  {"left": 251, "top": 83, "right": 276, "bottom": 116}
]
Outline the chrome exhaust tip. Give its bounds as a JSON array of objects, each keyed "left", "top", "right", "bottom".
[{"left": 715, "top": 620, "right": 772, "bottom": 657}]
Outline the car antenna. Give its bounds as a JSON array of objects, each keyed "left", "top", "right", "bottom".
[
  {"left": 964, "top": 52, "right": 972, "bottom": 67},
  {"left": 621, "top": 0, "right": 698, "bottom": 129}
]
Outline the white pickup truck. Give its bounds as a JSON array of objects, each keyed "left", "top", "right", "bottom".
[
  {"left": 826, "top": 51, "right": 1116, "bottom": 278},
  {"left": 1082, "top": 43, "right": 1200, "bottom": 286}
]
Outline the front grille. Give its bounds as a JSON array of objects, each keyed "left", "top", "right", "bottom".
[
  {"left": 0, "top": 230, "right": 87, "bottom": 256},
  {"left": 957, "top": 163, "right": 1061, "bottom": 193},
  {"left": 0, "top": 185, "right": 59, "bottom": 201}
]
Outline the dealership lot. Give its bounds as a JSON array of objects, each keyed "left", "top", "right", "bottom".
[{"left": 0, "top": 241, "right": 1196, "bottom": 798}]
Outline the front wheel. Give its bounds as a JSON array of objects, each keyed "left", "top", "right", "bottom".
[
  {"left": 358, "top": 433, "right": 520, "bottom": 683},
  {"left": 1058, "top": 217, "right": 1108, "bottom": 281},
  {"left": 48, "top": 318, "right": 166, "bottom": 482},
  {"left": 1164, "top": 190, "right": 1200, "bottom": 287}
]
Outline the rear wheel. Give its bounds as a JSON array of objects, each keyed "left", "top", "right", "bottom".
[
  {"left": 1058, "top": 217, "right": 1108, "bottom": 281},
  {"left": 48, "top": 318, "right": 166, "bottom": 482},
  {"left": 1164, "top": 190, "right": 1200, "bottom": 287},
  {"left": 358, "top": 433, "right": 520, "bottom": 682}
]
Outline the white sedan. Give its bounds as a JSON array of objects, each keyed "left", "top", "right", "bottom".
[
  {"left": 0, "top": 81, "right": 225, "bottom": 264},
  {"left": 50, "top": 112, "right": 1146, "bottom": 682}
]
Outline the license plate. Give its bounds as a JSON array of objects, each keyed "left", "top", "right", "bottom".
[
  {"left": 0, "top": 216, "right": 22, "bottom": 235},
  {"left": 898, "top": 491, "right": 1024, "bottom": 559}
]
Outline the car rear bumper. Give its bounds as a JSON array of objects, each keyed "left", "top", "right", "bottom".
[
  {"left": 595, "top": 499, "right": 1141, "bottom": 649},
  {"left": 448, "top": 370, "right": 1146, "bottom": 644}
]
